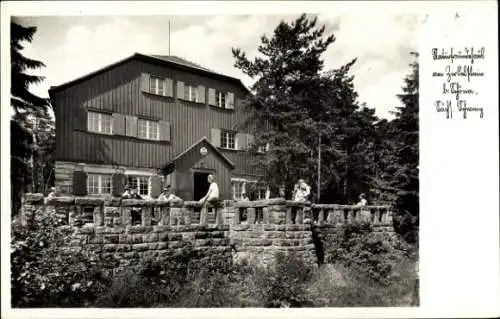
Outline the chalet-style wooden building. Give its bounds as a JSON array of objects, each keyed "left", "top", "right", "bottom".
[{"left": 49, "top": 53, "right": 266, "bottom": 201}]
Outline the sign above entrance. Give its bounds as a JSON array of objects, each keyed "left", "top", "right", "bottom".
[{"left": 200, "top": 147, "right": 208, "bottom": 156}]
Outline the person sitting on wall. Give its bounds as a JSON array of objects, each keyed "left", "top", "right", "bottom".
[
  {"left": 47, "top": 187, "right": 60, "bottom": 198},
  {"left": 121, "top": 185, "right": 143, "bottom": 199},
  {"left": 240, "top": 192, "right": 250, "bottom": 202},
  {"left": 199, "top": 174, "right": 219, "bottom": 207},
  {"left": 121, "top": 185, "right": 132, "bottom": 198},
  {"left": 158, "top": 185, "right": 182, "bottom": 201},
  {"left": 356, "top": 193, "right": 368, "bottom": 207},
  {"left": 293, "top": 179, "right": 311, "bottom": 202}
]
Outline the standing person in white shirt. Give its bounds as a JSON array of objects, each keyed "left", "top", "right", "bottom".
[{"left": 199, "top": 174, "right": 219, "bottom": 206}]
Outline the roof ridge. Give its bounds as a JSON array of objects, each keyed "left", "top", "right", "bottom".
[{"left": 149, "top": 54, "right": 214, "bottom": 73}]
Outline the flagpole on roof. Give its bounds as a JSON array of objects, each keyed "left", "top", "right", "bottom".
[{"left": 168, "top": 20, "right": 171, "bottom": 56}]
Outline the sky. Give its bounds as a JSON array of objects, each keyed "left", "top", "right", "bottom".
[{"left": 14, "top": 14, "right": 419, "bottom": 119}]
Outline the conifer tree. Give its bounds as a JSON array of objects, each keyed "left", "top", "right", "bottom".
[
  {"left": 233, "top": 14, "right": 356, "bottom": 199},
  {"left": 11, "top": 20, "right": 52, "bottom": 214}
]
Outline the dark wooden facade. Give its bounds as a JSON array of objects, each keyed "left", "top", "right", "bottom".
[{"left": 50, "top": 54, "right": 263, "bottom": 199}]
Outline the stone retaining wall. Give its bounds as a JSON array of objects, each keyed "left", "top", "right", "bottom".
[{"left": 20, "top": 194, "right": 395, "bottom": 271}]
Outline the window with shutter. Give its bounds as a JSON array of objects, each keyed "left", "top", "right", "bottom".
[
  {"left": 138, "top": 119, "right": 159, "bottom": 140},
  {"left": 221, "top": 130, "right": 236, "bottom": 150},
  {"left": 150, "top": 76, "right": 164, "bottom": 95},
  {"left": 216, "top": 90, "right": 226, "bottom": 108},
  {"left": 87, "top": 174, "right": 112, "bottom": 194}
]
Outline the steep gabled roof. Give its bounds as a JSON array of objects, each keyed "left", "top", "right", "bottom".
[{"left": 48, "top": 52, "right": 250, "bottom": 96}]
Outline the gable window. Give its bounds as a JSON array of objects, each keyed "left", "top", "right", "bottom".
[
  {"left": 216, "top": 91, "right": 226, "bottom": 108},
  {"left": 128, "top": 176, "right": 150, "bottom": 197},
  {"left": 138, "top": 119, "right": 159, "bottom": 140},
  {"left": 184, "top": 84, "right": 199, "bottom": 102},
  {"left": 150, "top": 76, "right": 164, "bottom": 95},
  {"left": 88, "top": 111, "right": 112, "bottom": 134},
  {"left": 221, "top": 130, "right": 236, "bottom": 150},
  {"left": 87, "top": 174, "right": 112, "bottom": 195}
]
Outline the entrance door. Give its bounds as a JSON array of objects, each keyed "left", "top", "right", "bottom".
[{"left": 193, "top": 172, "right": 211, "bottom": 201}]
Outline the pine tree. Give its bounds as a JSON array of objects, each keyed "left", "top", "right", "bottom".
[
  {"left": 381, "top": 52, "right": 419, "bottom": 242},
  {"left": 11, "top": 20, "right": 52, "bottom": 215},
  {"left": 233, "top": 14, "right": 365, "bottom": 200}
]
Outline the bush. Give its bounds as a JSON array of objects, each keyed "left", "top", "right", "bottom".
[
  {"left": 242, "top": 252, "right": 316, "bottom": 308},
  {"left": 325, "top": 222, "right": 415, "bottom": 285},
  {"left": 11, "top": 213, "right": 117, "bottom": 307},
  {"left": 309, "top": 221, "right": 418, "bottom": 307}
]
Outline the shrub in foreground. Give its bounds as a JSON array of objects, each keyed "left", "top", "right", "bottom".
[{"left": 11, "top": 213, "right": 117, "bottom": 307}]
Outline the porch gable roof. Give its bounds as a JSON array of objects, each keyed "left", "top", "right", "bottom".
[{"left": 163, "top": 137, "right": 236, "bottom": 173}]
